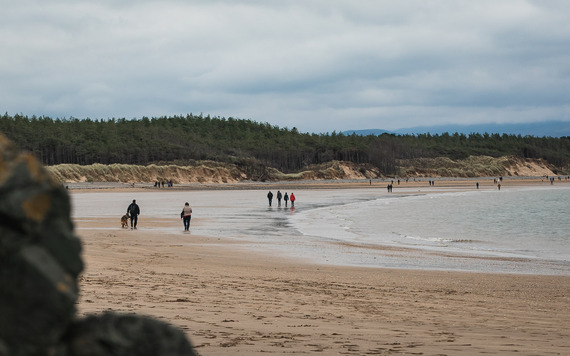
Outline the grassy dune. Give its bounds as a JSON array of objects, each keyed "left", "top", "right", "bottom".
[
  {"left": 47, "top": 161, "right": 246, "bottom": 184},
  {"left": 398, "top": 155, "right": 556, "bottom": 178},
  {"left": 46, "top": 156, "right": 557, "bottom": 184}
]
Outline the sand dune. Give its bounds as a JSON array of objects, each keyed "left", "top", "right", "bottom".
[{"left": 50, "top": 156, "right": 559, "bottom": 185}]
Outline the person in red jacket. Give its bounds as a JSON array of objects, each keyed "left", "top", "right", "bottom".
[{"left": 290, "top": 192, "right": 296, "bottom": 207}]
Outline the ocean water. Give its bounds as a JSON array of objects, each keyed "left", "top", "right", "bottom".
[
  {"left": 287, "top": 186, "right": 570, "bottom": 274},
  {"left": 71, "top": 185, "right": 570, "bottom": 275}
]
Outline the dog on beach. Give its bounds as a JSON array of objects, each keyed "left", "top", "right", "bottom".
[{"left": 121, "top": 213, "right": 130, "bottom": 229}]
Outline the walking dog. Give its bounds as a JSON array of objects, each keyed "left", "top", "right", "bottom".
[{"left": 121, "top": 213, "right": 130, "bottom": 228}]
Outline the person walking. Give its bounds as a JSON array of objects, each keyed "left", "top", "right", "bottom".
[
  {"left": 284, "top": 192, "right": 289, "bottom": 207},
  {"left": 290, "top": 192, "right": 296, "bottom": 207},
  {"left": 276, "top": 190, "right": 282, "bottom": 207},
  {"left": 267, "top": 191, "right": 273, "bottom": 207},
  {"left": 181, "top": 202, "right": 192, "bottom": 231},
  {"left": 127, "top": 199, "right": 140, "bottom": 230}
]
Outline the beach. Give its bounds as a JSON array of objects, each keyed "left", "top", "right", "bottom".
[{"left": 73, "top": 179, "right": 570, "bottom": 355}]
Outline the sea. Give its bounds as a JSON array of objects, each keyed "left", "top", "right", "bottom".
[{"left": 71, "top": 183, "right": 570, "bottom": 275}]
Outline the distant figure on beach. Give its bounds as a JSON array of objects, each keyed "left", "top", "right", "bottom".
[
  {"left": 267, "top": 191, "right": 273, "bottom": 207},
  {"left": 497, "top": 183, "right": 501, "bottom": 191},
  {"left": 290, "top": 193, "right": 296, "bottom": 207},
  {"left": 127, "top": 199, "right": 140, "bottom": 230},
  {"left": 387, "top": 184, "right": 393, "bottom": 192},
  {"left": 181, "top": 202, "right": 192, "bottom": 231},
  {"left": 276, "top": 190, "right": 282, "bottom": 207},
  {"left": 476, "top": 182, "right": 479, "bottom": 189},
  {"left": 284, "top": 192, "right": 289, "bottom": 207}
]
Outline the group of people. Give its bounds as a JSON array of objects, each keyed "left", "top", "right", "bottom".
[
  {"left": 154, "top": 180, "right": 174, "bottom": 188},
  {"left": 125, "top": 199, "right": 193, "bottom": 232},
  {"left": 127, "top": 190, "right": 300, "bottom": 233},
  {"left": 267, "top": 190, "right": 295, "bottom": 208}
]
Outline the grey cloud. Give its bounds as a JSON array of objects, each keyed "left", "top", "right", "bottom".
[{"left": 1, "top": 1, "right": 569, "bottom": 133}]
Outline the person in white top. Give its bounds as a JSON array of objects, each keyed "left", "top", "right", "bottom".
[{"left": 181, "top": 202, "right": 193, "bottom": 231}]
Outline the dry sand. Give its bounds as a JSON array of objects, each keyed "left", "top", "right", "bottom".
[{"left": 74, "top": 180, "right": 570, "bottom": 355}]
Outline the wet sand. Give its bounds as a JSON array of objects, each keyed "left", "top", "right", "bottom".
[
  {"left": 73, "top": 179, "right": 570, "bottom": 355},
  {"left": 71, "top": 178, "right": 569, "bottom": 275}
]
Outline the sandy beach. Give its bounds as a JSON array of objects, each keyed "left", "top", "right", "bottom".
[{"left": 73, "top": 179, "right": 570, "bottom": 355}]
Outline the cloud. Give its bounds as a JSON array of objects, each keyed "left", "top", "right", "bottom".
[{"left": 1, "top": 0, "right": 569, "bottom": 133}]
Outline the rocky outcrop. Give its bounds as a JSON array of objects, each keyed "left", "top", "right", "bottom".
[{"left": 0, "top": 134, "right": 196, "bottom": 356}]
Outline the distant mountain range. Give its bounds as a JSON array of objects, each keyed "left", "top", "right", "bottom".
[{"left": 342, "top": 121, "right": 570, "bottom": 138}]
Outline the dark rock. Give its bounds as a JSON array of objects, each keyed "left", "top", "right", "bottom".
[
  {"left": 0, "top": 135, "right": 83, "bottom": 356},
  {"left": 0, "top": 135, "right": 197, "bottom": 355},
  {"left": 64, "top": 312, "right": 197, "bottom": 356}
]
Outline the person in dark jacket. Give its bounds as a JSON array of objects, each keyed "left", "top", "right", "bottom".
[
  {"left": 267, "top": 191, "right": 273, "bottom": 207},
  {"left": 283, "top": 192, "right": 289, "bottom": 207},
  {"left": 127, "top": 199, "right": 140, "bottom": 229},
  {"left": 276, "top": 190, "right": 282, "bottom": 207}
]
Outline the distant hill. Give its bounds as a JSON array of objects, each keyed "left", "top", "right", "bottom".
[
  {"left": 341, "top": 129, "right": 391, "bottom": 136},
  {"left": 343, "top": 121, "right": 570, "bottom": 138}
]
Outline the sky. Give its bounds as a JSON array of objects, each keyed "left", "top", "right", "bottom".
[{"left": 2, "top": 1, "right": 569, "bottom": 134}]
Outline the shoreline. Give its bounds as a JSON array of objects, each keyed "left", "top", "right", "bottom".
[{"left": 70, "top": 180, "right": 569, "bottom": 277}]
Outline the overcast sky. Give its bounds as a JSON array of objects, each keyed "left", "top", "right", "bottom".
[{"left": 2, "top": 1, "right": 569, "bottom": 133}]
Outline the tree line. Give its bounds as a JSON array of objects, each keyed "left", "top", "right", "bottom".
[{"left": 1, "top": 113, "right": 569, "bottom": 175}]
